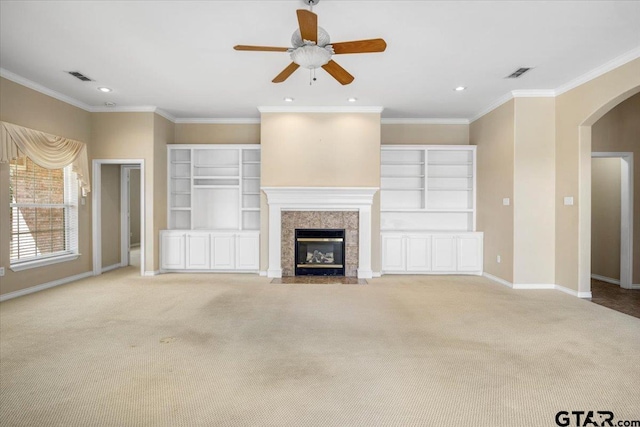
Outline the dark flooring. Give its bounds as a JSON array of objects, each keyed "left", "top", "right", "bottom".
[{"left": 590, "top": 278, "right": 640, "bottom": 319}]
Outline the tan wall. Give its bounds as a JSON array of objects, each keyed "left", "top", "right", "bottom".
[
  {"left": 555, "top": 57, "right": 640, "bottom": 292},
  {"left": 470, "top": 100, "right": 515, "bottom": 283},
  {"left": 0, "top": 77, "right": 92, "bottom": 296},
  {"left": 260, "top": 112, "right": 381, "bottom": 271},
  {"left": 90, "top": 112, "right": 156, "bottom": 272},
  {"left": 153, "top": 114, "right": 173, "bottom": 270},
  {"left": 592, "top": 92, "right": 640, "bottom": 283},
  {"left": 101, "top": 164, "right": 121, "bottom": 268},
  {"left": 513, "top": 98, "right": 556, "bottom": 285},
  {"left": 175, "top": 123, "right": 260, "bottom": 144},
  {"left": 591, "top": 158, "right": 621, "bottom": 280},
  {"left": 129, "top": 169, "right": 141, "bottom": 246},
  {"left": 381, "top": 123, "right": 469, "bottom": 145}
]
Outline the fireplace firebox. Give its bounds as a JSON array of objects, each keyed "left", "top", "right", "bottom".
[{"left": 295, "top": 229, "right": 345, "bottom": 276}]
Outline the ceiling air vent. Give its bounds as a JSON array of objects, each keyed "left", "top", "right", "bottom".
[
  {"left": 67, "top": 71, "right": 93, "bottom": 82},
  {"left": 505, "top": 67, "right": 532, "bottom": 79}
]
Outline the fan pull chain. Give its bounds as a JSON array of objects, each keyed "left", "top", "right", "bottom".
[{"left": 309, "top": 68, "right": 318, "bottom": 85}]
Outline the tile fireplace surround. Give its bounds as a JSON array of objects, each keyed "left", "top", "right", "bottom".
[
  {"left": 262, "top": 187, "right": 378, "bottom": 279},
  {"left": 282, "top": 211, "right": 358, "bottom": 277}
]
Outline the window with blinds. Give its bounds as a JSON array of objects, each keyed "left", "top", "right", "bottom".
[{"left": 9, "top": 157, "right": 79, "bottom": 265}]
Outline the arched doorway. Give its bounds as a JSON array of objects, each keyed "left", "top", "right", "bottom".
[{"left": 578, "top": 86, "right": 640, "bottom": 295}]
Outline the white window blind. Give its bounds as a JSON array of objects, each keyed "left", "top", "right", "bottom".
[{"left": 9, "top": 157, "right": 78, "bottom": 265}]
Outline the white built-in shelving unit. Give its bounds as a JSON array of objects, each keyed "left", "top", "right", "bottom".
[
  {"left": 162, "top": 144, "right": 260, "bottom": 272},
  {"left": 380, "top": 145, "right": 483, "bottom": 275},
  {"left": 381, "top": 145, "right": 476, "bottom": 231}
]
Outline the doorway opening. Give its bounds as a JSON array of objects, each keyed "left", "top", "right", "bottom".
[
  {"left": 92, "top": 159, "right": 145, "bottom": 276},
  {"left": 591, "top": 152, "right": 634, "bottom": 290},
  {"left": 121, "top": 165, "right": 141, "bottom": 268}
]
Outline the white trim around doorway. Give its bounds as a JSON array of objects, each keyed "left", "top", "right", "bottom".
[{"left": 92, "top": 159, "right": 145, "bottom": 277}]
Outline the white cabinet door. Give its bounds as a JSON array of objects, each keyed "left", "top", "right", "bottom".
[
  {"left": 432, "top": 235, "right": 456, "bottom": 271},
  {"left": 186, "top": 233, "right": 210, "bottom": 269},
  {"left": 161, "top": 232, "right": 186, "bottom": 270},
  {"left": 236, "top": 233, "right": 259, "bottom": 270},
  {"left": 456, "top": 234, "right": 483, "bottom": 272},
  {"left": 211, "top": 233, "right": 235, "bottom": 270},
  {"left": 381, "top": 234, "right": 406, "bottom": 272},
  {"left": 406, "top": 235, "right": 432, "bottom": 272}
]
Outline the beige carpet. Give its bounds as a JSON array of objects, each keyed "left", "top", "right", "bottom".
[{"left": 1, "top": 268, "right": 639, "bottom": 426}]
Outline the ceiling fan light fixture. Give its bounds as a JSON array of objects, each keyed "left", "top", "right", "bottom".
[
  {"left": 98, "top": 87, "right": 112, "bottom": 93},
  {"left": 290, "top": 44, "right": 333, "bottom": 69}
]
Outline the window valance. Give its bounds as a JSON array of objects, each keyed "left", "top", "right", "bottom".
[{"left": 0, "top": 121, "right": 90, "bottom": 193}]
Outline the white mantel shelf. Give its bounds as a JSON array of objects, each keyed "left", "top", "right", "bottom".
[{"left": 262, "top": 187, "right": 379, "bottom": 279}]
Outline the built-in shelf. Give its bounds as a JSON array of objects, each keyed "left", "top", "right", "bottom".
[
  {"left": 385, "top": 175, "right": 426, "bottom": 178},
  {"left": 168, "top": 145, "right": 261, "bottom": 231},
  {"left": 382, "top": 161, "right": 425, "bottom": 165},
  {"left": 381, "top": 145, "right": 476, "bottom": 232}
]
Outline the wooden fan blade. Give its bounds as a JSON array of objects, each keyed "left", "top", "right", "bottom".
[
  {"left": 321, "top": 60, "right": 354, "bottom": 85},
  {"left": 234, "top": 45, "right": 289, "bottom": 52},
  {"left": 297, "top": 9, "right": 318, "bottom": 43},
  {"left": 332, "top": 38, "right": 387, "bottom": 54},
  {"left": 272, "top": 62, "right": 300, "bottom": 83}
]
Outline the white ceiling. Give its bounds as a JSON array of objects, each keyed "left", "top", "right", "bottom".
[{"left": 1, "top": 0, "right": 639, "bottom": 121}]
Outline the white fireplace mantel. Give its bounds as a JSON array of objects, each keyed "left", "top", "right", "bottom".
[{"left": 262, "top": 187, "right": 379, "bottom": 279}]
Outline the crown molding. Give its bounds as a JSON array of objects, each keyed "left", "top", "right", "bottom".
[
  {"left": 0, "top": 67, "right": 93, "bottom": 111},
  {"left": 258, "top": 106, "right": 384, "bottom": 114},
  {"left": 90, "top": 106, "right": 176, "bottom": 122},
  {"left": 510, "top": 89, "right": 556, "bottom": 98},
  {"left": 154, "top": 108, "right": 177, "bottom": 122},
  {"left": 469, "top": 92, "right": 514, "bottom": 123},
  {"left": 554, "top": 46, "right": 640, "bottom": 96},
  {"left": 381, "top": 118, "right": 470, "bottom": 125},
  {"left": 90, "top": 105, "right": 156, "bottom": 113},
  {"left": 174, "top": 118, "right": 261, "bottom": 124}
]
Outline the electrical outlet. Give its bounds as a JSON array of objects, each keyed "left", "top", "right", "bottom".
[
  {"left": 0, "top": 267, "right": 5, "bottom": 276},
  {"left": 502, "top": 198, "right": 510, "bottom": 206},
  {"left": 497, "top": 255, "right": 501, "bottom": 263}
]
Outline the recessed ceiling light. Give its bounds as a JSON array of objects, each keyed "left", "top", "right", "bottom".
[
  {"left": 98, "top": 87, "right": 112, "bottom": 93},
  {"left": 348, "top": 97, "right": 357, "bottom": 102},
  {"left": 284, "top": 97, "right": 294, "bottom": 102},
  {"left": 454, "top": 86, "right": 466, "bottom": 91}
]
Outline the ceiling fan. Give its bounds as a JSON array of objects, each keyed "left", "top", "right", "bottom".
[{"left": 233, "top": 0, "right": 387, "bottom": 85}]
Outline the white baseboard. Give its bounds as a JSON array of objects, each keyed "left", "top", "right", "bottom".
[
  {"left": 143, "top": 270, "right": 160, "bottom": 277},
  {"left": 0, "top": 271, "right": 93, "bottom": 302},
  {"left": 591, "top": 274, "right": 620, "bottom": 285},
  {"left": 101, "top": 263, "right": 121, "bottom": 273},
  {"left": 632, "top": 284, "right": 640, "bottom": 290},
  {"left": 483, "top": 274, "right": 592, "bottom": 298},
  {"left": 555, "top": 284, "right": 592, "bottom": 299},
  {"left": 372, "top": 272, "right": 382, "bottom": 278},
  {"left": 483, "top": 272, "right": 512, "bottom": 288},
  {"left": 259, "top": 271, "right": 267, "bottom": 277}
]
